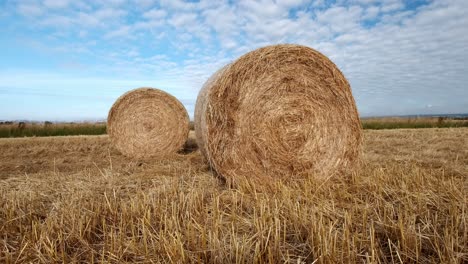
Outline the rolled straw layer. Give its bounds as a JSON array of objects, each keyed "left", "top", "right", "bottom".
[
  {"left": 108, "top": 87, "right": 189, "bottom": 159},
  {"left": 195, "top": 44, "right": 362, "bottom": 182}
]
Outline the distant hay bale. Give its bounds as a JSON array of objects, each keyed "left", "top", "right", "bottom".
[
  {"left": 108, "top": 87, "right": 189, "bottom": 159},
  {"left": 195, "top": 44, "right": 362, "bottom": 182},
  {"left": 17, "top": 122, "right": 26, "bottom": 130}
]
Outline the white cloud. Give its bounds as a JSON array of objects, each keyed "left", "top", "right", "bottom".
[
  {"left": 77, "top": 12, "right": 101, "bottom": 27},
  {"left": 132, "top": 0, "right": 156, "bottom": 9},
  {"left": 167, "top": 11, "right": 211, "bottom": 42},
  {"left": 43, "top": 0, "right": 70, "bottom": 9},
  {"left": 316, "top": 5, "right": 363, "bottom": 33},
  {"left": 351, "top": 0, "right": 376, "bottom": 5},
  {"left": 362, "top": 5, "right": 379, "bottom": 20},
  {"left": 240, "top": 0, "right": 290, "bottom": 19},
  {"left": 276, "top": 0, "right": 306, "bottom": 8},
  {"left": 40, "top": 15, "right": 74, "bottom": 27},
  {"left": 133, "top": 19, "right": 164, "bottom": 30},
  {"left": 329, "top": 1, "right": 468, "bottom": 115},
  {"left": 104, "top": 25, "right": 132, "bottom": 39},
  {"left": 143, "top": 8, "right": 167, "bottom": 20},
  {"left": 94, "top": 0, "right": 127, "bottom": 7},
  {"left": 380, "top": 0, "right": 404, "bottom": 13},
  {"left": 78, "top": 30, "right": 87, "bottom": 37},
  {"left": 168, "top": 12, "right": 198, "bottom": 28},
  {"left": 202, "top": 3, "right": 241, "bottom": 49},
  {"left": 95, "top": 8, "right": 127, "bottom": 20},
  {"left": 29, "top": 6, "right": 127, "bottom": 29},
  {"left": 17, "top": 3, "right": 44, "bottom": 16},
  {"left": 159, "top": 0, "right": 199, "bottom": 11},
  {"left": 4, "top": 0, "right": 468, "bottom": 119}
]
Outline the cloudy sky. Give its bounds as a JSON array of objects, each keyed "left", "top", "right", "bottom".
[{"left": 0, "top": 0, "right": 467, "bottom": 121}]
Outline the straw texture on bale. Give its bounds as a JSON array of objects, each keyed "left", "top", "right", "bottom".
[
  {"left": 195, "top": 44, "right": 362, "bottom": 182},
  {"left": 108, "top": 87, "right": 189, "bottom": 159},
  {"left": 194, "top": 65, "right": 230, "bottom": 160}
]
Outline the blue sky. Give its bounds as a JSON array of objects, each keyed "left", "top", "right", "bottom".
[{"left": 0, "top": 0, "right": 467, "bottom": 121}]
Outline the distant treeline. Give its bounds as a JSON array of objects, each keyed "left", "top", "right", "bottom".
[
  {"left": 361, "top": 116, "right": 468, "bottom": 130},
  {"left": 1, "top": 118, "right": 468, "bottom": 138},
  {"left": 0, "top": 122, "right": 106, "bottom": 138}
]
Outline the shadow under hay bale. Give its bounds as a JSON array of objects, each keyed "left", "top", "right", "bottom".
[{"left": 178, "top": 137, "right": 198, "bottom": 154}]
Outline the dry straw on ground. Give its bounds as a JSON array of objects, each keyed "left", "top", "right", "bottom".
[
  {"left": 1, "top": 128, "right": 467, "bottom": 262},
  {"left": 108, "top": 87, "right": 189, "bottom": 159},
  {"left": 195, "top": 44, "right": 362, "bottom": 182}
]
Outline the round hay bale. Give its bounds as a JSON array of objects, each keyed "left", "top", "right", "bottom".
[
  {"left": 194, "top": 65, "right": 230, "bottom": 160},
  {"left": 108, "top": 87, "right": 189, "bottom": 159},
  {"left": 195, "top": 44, "right": 362, "bottom": 182}
]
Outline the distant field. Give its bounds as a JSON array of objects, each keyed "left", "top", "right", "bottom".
[{"left": 1, "top": 117, "right": 468, "bottom": 138}]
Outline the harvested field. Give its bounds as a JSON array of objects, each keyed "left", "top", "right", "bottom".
[{"left": 0, "top": 128, "right": 467, "bottom": 263}]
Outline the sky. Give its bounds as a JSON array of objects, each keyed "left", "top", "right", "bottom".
[{"left": 0, "top": 0, "right": 467, "bottom": 121}]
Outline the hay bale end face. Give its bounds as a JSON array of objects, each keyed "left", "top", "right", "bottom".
[
  {"left": 108, "top": 87, "right": 189, "bottom": 159},
  {"left": 195, "top": 44, "right": 362, "bottom": 182}
]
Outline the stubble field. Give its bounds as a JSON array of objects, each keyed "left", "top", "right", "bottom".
[{"left": 0, "top": 129, "right": 467, "bottom": 263}]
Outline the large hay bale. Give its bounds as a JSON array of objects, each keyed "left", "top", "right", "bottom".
[
  {"left": 194, "top": 65, "right": 230, "bottom": 160},
  {"left": 108, "top": 87, "right": 189, "bottom": 159},
  {"left": 195, "top": 44, "right": 362, "bottom": 182}
]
